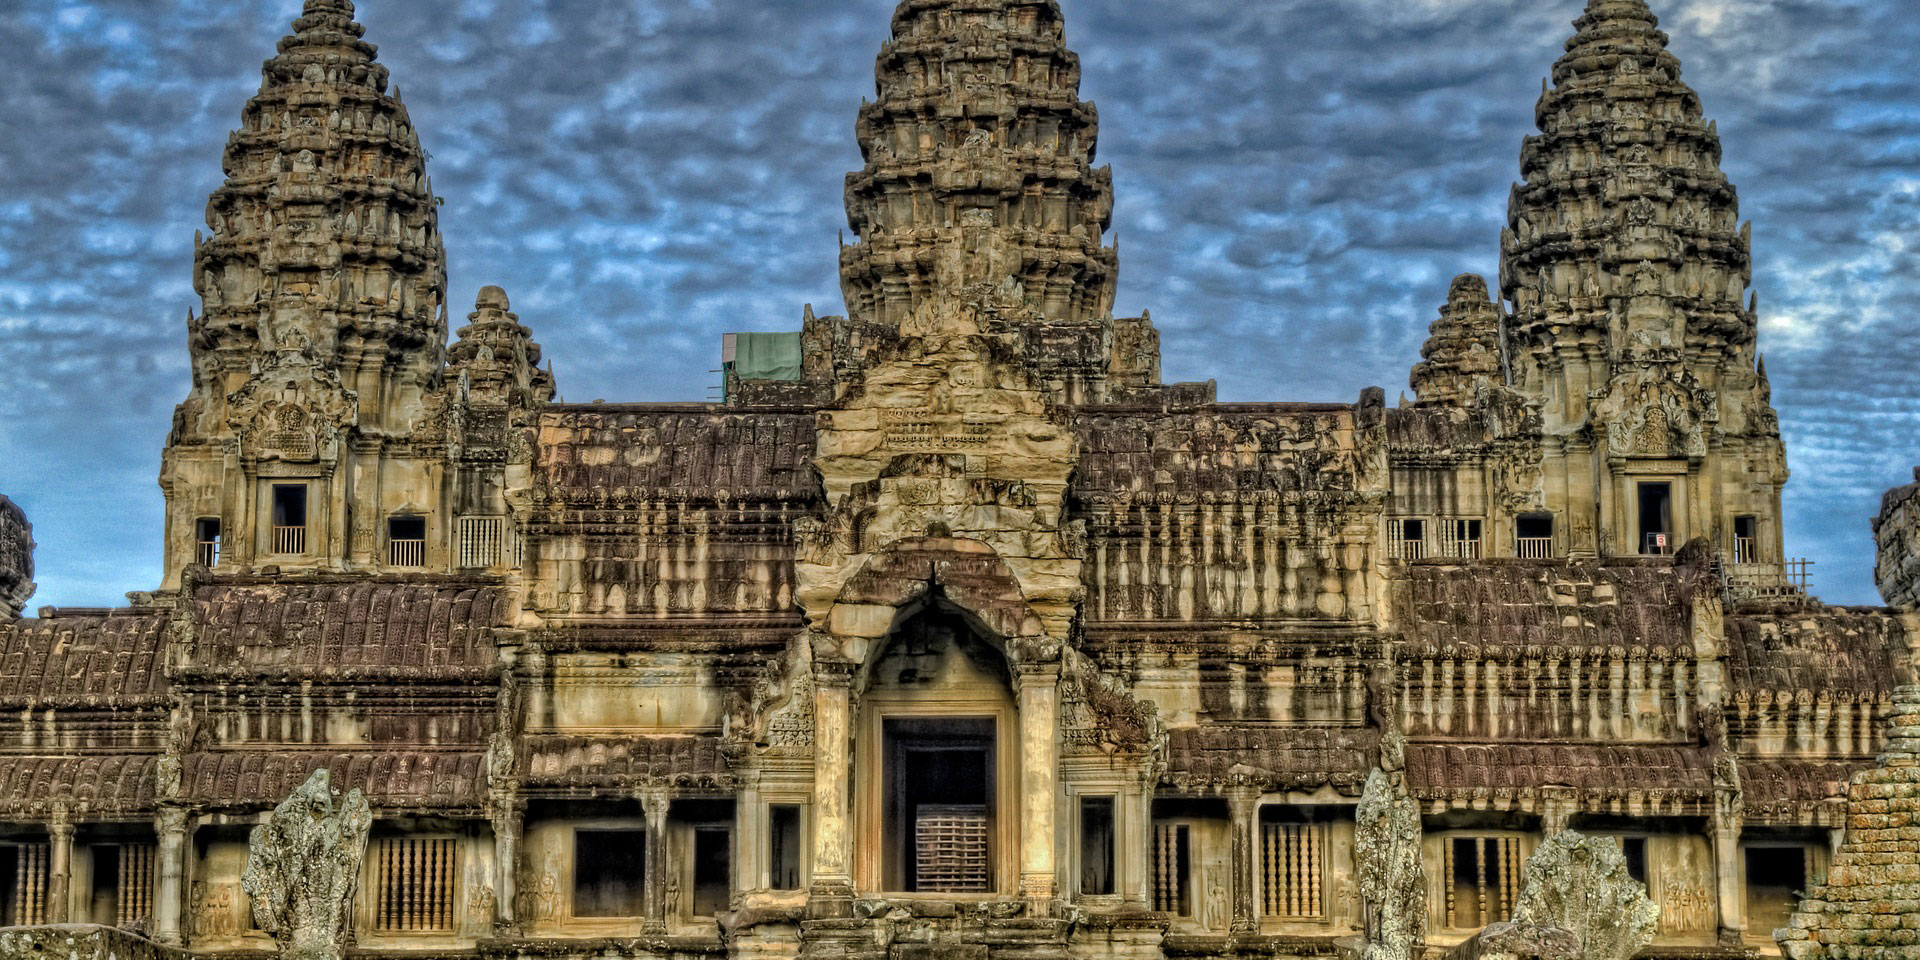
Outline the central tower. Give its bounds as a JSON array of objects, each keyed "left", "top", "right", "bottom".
[{"left": 839, "top": 0, "right": 1118, "bottom": 326}]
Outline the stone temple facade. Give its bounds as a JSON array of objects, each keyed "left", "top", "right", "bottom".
[{"left": 3, "top": 2, "right": 1918, "bottom": 960}]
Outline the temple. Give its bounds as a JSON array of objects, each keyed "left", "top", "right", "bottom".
[{"left": 2, "top": 1, "right": 1916, "bottom": 959}]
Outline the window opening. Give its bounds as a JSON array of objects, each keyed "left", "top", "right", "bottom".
[
  {"left": 89, "top": 843, "right": 156, "bottom": 929},
  {"left": 458, "top": 516, "right": 504, "bottom": 568},
  {"left": 1638, "top": 482, "right": 1674, "bottom": 555},
  {"left": 572, "top": 830, "right": 645, "bottom": 918},
  {"left": 388, "top": 516, "right": 426, "bottom": 568},
  {"left": 1079, "top": 796, "right": 1116, "bottom": 896},
  {"left": 1260, "top": 815, "right": 1326, "bottom": 919},
  {"left": 195, "top": 518, "right": 222, "bottom": 567},
  {"left": 769, "top": 806, "right": 803, "bottom": 892},
  {"left": 270, "top": 485, "right": 308, "bottom": 555},
  {"left": 1440, "top": 519, "right": 1484, "bottom": 559},
  {"left": 1516, "top": 514, "right": 1554, "bottom": 559},
  {"left": 1391, "top": 518, "right": 1427, "bottom": 560},
  {"left": 1733, "top": 515, "right": 1759, "bottom": 564},
  {"left": 0, "top": 843, "right": 49, "bottom": 926},
  {"left": 691, "top": 827, "right": 731, "bottom": 916}
]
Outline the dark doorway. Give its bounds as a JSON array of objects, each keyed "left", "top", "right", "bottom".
[
  {"left": 1638, "top": 482, "right": 1673, "bottom": 554},
  {"left": 884, "top": 716, "right": 995, "bottom": 893}
]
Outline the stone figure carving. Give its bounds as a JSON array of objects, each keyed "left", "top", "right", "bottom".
[
  {"left": 1511, "top": 831, "right": 1659, "bottom": 960},
  {"left": 1357, "top": 769, "right": 1425, "bottom": 960},
  {"left": 241, "top": 769, "right": 373, "bottom": 960}
]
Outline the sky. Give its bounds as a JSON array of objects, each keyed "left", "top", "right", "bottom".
[{"left": 1, "top": 0, "right": 1917, "bottom": 608}]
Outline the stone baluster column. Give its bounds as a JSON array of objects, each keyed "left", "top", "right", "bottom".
[
  {"left": 1228, "top": 786, "right": 1260, "bottom": 935},
  {"left": 642, "top": 788, "right": 671, "bottom": 934},
  {"left": 153, "top": 807, "right": 190, "bottom": 945},
  {"left": 1016, "top": 659, "right": 1060, "bottom": 902},
  {"left": 809, "top": 659, "right": 855, "bottom": 917},
  {"left": 48, "top": 807, "right": 74, "bottom": 923},
  {"left": 490, "top": 806, "right": 523, "bottom": 934}
]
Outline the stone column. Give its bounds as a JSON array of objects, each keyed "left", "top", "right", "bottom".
[
  {"left": 1228, "top": 787, "right": 1260, "bottom": 935},
  {"left": 153, "top": 807, "right": 190, "bottom": 945},
  {"left": 809, "top": 660, "right": 855, "bottom": 916},
  {"left": 643, "top": 788, "right": 671, "bottom": 934},
  {"left": 1016, "top": 660, "right": 1060, "bottom": 902},
  {"left": 490, "top": 806, "right": 522, "bottom": 934},
  {"left": 48, "top": 807, "right": 74, "bottom": 923},
  {"left": 1712, "top": 821, "right": 1744, "bottom": 943}
]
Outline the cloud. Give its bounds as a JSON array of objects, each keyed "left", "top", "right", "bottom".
[{"left": 0, "top": 0, "right": 1915, "bottom": 606}]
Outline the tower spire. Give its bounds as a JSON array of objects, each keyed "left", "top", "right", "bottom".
[
  {"left": 1501, "top": 0, "right": 1752, "bottom": 377},
  {"left": 185, "top": 0, "right": 445, "bottom": 437},
  {"left": 840, "top": 0, "right": 1118, "bottom": 326}
]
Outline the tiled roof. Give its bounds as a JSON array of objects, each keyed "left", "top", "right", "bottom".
[
  {"left": 1072, "top": 407, "right": 1365, "bottom": 497},
  {"left": 536, "top": 410, "right": 818, "bottom": 503},
  {"left": 522, "top": 735, "right": 733, "bottom": 788},
  {"left": 182, "top": 751, "right": 487, "bottom": 808},
  {"left": 0, "top": 755, "right": 157, "bottom": 815},
  {"left": 1163, "top": 725, "right": 1375, "bottom": 791},
  {"left": 0, "top": 612, "right": 168, "bottom": 704},
  {"left": 1404, "top": 742, "right": 1712, "bottom": 798},
  {"left": 190, "top": 582, "right": 506, "bottom": 678},
  {"left": 1395, "top": 561, "right": 1694, "bottom": 652},
  {"left": 1725, "top": 610, "right": 1905, "bottom": 699}
]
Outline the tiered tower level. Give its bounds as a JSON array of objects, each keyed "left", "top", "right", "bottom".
[
  {"left": 1495, "top": 0, "right": 1787, "bottom": 562},
  {"left": 160, "top": 0, "right": 546, "bottom": 585},
  {"left": 840, "top": 0, "right": 1117, "bottom": 327},
  {"left": 1, "top": 3, "right": 1916, "bottom": 960}
]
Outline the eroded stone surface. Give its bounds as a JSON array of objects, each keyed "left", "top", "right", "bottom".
[
  {"left": 241, "top": 770, "right": 371, "bottom": 960},
  {"left": 1357, "top": 769, "right": 1425, "bottom": 960},
  {"left": 1511, "top": 832, "right": 1658, "bottom": 960}
]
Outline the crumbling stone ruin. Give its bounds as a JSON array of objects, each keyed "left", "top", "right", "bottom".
[
  {"left": 1776, "top": 685, "right": 1920, "bottom": 960},
  {"left": 240, "top": 770, "right": 371, "bottom": 960},
  {"left": 0, "top": 2, "right": 1916, "bottom": 960}
]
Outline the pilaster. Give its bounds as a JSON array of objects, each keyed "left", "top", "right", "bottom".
[
  {"left": 809, "top": 658, "right": 855, "bottom": 917},
  {"left": 1016, "top": 659, "right": 1061, "bottom": 902},
  {"left": 642, "top": 787, "right": 670, "bottom": 934}
]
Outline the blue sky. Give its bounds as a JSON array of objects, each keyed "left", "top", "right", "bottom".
[{"left": 2, "top": 0, "right": 1917, "bottom": 608}]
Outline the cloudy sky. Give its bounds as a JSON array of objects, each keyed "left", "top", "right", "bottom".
[{"left": 2, "top": 0, "right": 1916, "bottom": 608}]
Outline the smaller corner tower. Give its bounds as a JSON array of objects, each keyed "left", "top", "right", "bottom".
[{"left": 159, "top": 0, "right": 520, "bottom": 586}]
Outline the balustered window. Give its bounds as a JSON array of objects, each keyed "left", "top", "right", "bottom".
[
  {"left": 1260, "top": 817, "right": 1327, "bottom": 920},
  {"left": 0, "top": 843, "right": 50, "bottom": 926},
  {"left": 1389, "top": 518, "right": 1427, "bottom": 560},
  {"left": 1443, "top": 835, "right": 1524, "bottom": 929},
  {"left": 458, "top": 516, "right": 504, "bottom": 568},
  {"left": 372, "top": 837, "right": 458, "bottom": 934},
  {"left": 88, "top": 843, "right": 156, "bottom": 929},
  {"left": 1150, "top": 822, "right": 1191, "bottom": 916}
]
